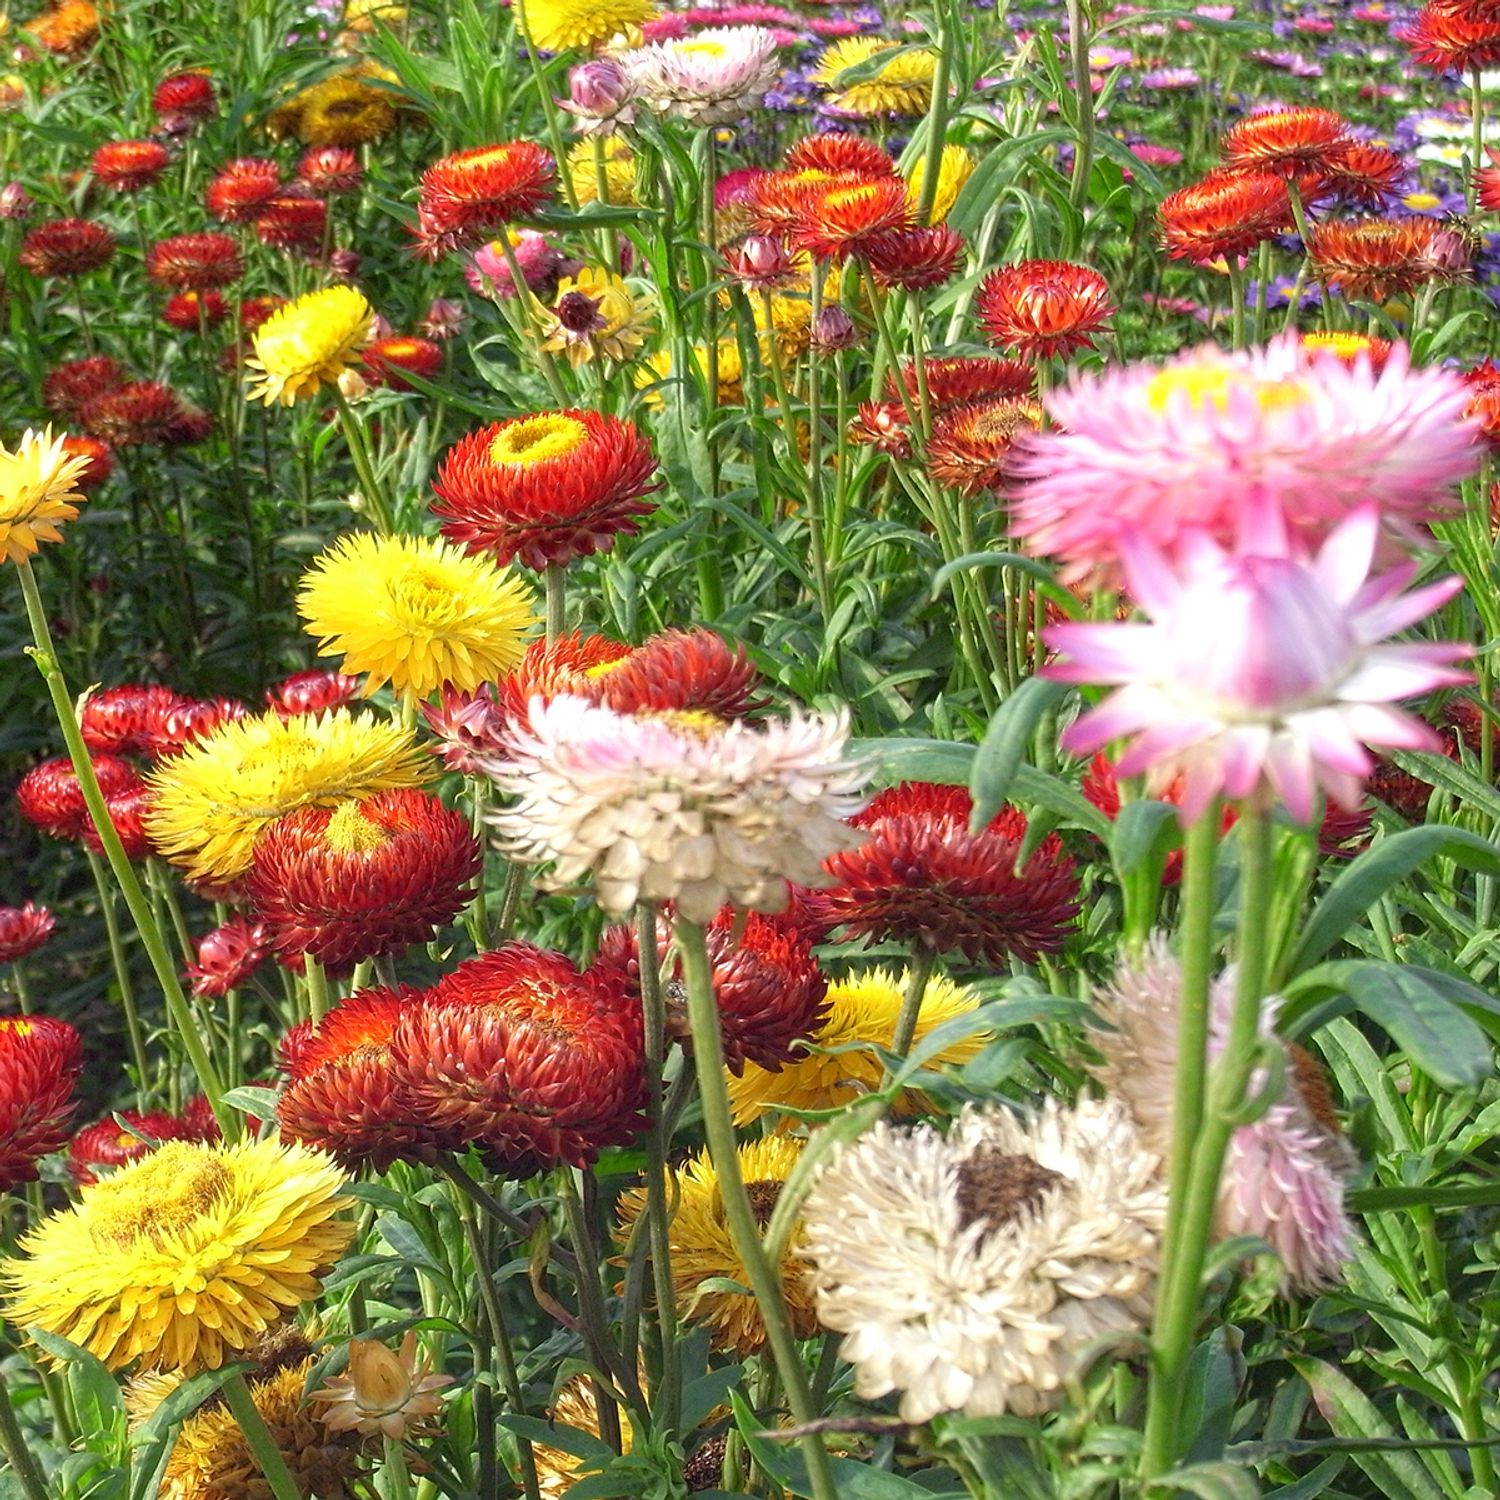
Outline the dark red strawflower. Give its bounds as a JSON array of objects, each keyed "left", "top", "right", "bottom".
[
  {"left": 976, "top": 259, "right": 1115, "bottom": 361},
  {"left": 81, "top": 684, "right": 188, "bottom": 756},
  {"left": 0, "top": 1016, "right": 82, "bottom": 1193},
  {"left": 17, "top": 754, "right": 139, "bottom": 841},
  {"left": 44, "top": 356, "right": 124, "bottom": 421},
  {"left": 151, "top": 696, "right": 249, "bottom": 756},
  {"left": 1220, "top": 106, "right": 1352, "bottom": 178},
  {"left": 0, "top": 903, "right": 55, "bottom": 963},
  {"left": 92, "top": 139, "right": 171, "bottom": 192},
  {"left": 147, "top": 231, "right": 243, "bottom": 290},
  {"left": 161, "top": 402, "right": 215, "bottom": 448},
  {"left": 393, "top": 944, "right": 648, "bottom": 1171},
  {"left": 1400, "top": 5, "right": 1500, "bottom": 71},
  {"left": 67, "top": 1106, "right": 211, "bottom": 1185},
  {"left": 432, "top": 408, "right": 659, "bottom": 570},
  {"left": 857, "top": 224, "right": 964, "bottom": 290},
  {"left": 238, "top": 295, "right": 285, "bottom": 332},
  {"left": 784, "top": 133, "right": 896, "bottom": 177},
  {"left": 278, "top": 987, "right": 440, "bottom": 1171},
  {"left": 297, "top": 146, "right": 362, "bottom": 195},
  {"left": 19, "top": 218, "right": 115, "bottom": 278},
  {"left": 925, "top": 397, "right": 1042, "bottom": 496},
  {"left": 413, "top": 142, "right": 556, "bottom": 259},
  {"left": 245, "top": 791, "right": 481, "bottom": 977},
  {"left": 808, "top": 782, "right": 1080, "bottom": 963},
  {"left": 163, "top": 289, "right": 229, "bottom": 329},
  {"left": 82, "top": 381, "right": 182, "bottom": 447},
  {"left": 265, "top": 668, "right": 362, "bottom": 719},
  {"left": 1308, "top": 216, "right": 1453, "bottom": 302},
  {"left": 81, "top": 783, "right": 156, "bottom": 861},
  {"left": 887, "top": 355, "right": 1037, "bottom": 409},
  {"left": 1157, "top": 170, "right": 1295, "bottom": 263},
  {"left": 186, "top": 915, "right": 273, "bottom": 998},
  {"left": 59, "top": 433, "right": 113, "bottom": 489},
  {"left": 153, "top": 71, "right": 216, "bottom": 120},
  {"left": 362, "top": 335, "right": 444, "bottom": 390},
  {"left": 594, "top": 908, "right": 828, "bottom": 1074},
  {"left": 205, "top": 158, "right": 282, "bottom": 223},
  {"left": 254, "top": 195, "right": 327, "bottom": 252}
]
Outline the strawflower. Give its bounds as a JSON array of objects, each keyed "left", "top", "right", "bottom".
[
  {"left": 617, "top": 26, "right": 781, "bottom": 123},
  {"left": 0, "top": 427, "right": 90, "bottom": 562},
  {"left": 312, "top": 1332, "right": 452, "bottom": 1438},
  {"left": 0, "top": 1016, "right": 82, "bottom": 1193},
  {"left": 538, "top": 267, "right": 652, "bottom": 366},
  {"left": 245, "top": 286, "right": 375, "bottom": 406},
  {"left": 0, "top": 902, "right": 54, "bottom": 962},
  {"left": 812, "top": 37, "right": 936, "bottom": 116},
  {"left": 518, "top": 0, "right": 658, "bottom": 51},
  {"left": 976, "top": 259, "right": 1115, "bottom": 362}
]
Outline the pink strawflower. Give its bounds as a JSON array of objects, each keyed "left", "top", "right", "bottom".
[
  {"left": 618, "top": 26, "right": 781, "bottom": 124},
  {"left": 1092, "top": 938, "right": 1356, "bottom": 1290},
  {"left": 464, "top": 230, "right": 574, "bottom": 301},
  {"left": 1045, "top": 504, "right": 1470, "bottom": 823},
  {"left": 1011, "top": 336, "right": 1481, "bottom": 581},
  {"left": 420, "top": 684, "right": 509, "bottom": 773}
]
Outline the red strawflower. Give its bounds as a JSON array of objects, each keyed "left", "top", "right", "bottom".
[
  {"left": 857, "top": 224, "right": 964, "bottom": 290},
  {"left": 163, "top": 289, "right": 229, "bottom": 329},
  {"left": 44, "top": 356, "right": 124, "bottom": 421},
  {"left": 254, "top": 195, "right": 327, "bottom": 252},
  {"left": 808, "top": 782, "right": 1081, "bottom": 963},
  {"left": 150, "top": 696, "right": 249, "bottom": 756},
  {"left": 886, "top": 356, "right": 1037, "bottom": 408},
  {"left": 278, "top": 987, "right": 439, "bottom": 1171},
  {"left": 593, "top": 908, "right": 827, "bottom": 1074},
  {"left": 392, "top": 944, "right": 647, "bottom": 1170},
  {"left": 1400, "top": 5, "right": 1500, "bottom": 71},
  {"left": 18, "top": 218, "right": 115, "bottom": 278},
  {"left": 924, "top": 397, "right": 1043, "bottom": 496},
  {"left": 976, "top": 259, "right": 1115, "bottom": 360},
  {"left": 1157, "top": 170, "right": 1295, "bottom": 263},
  {"left": 432, "top": 408, "right": 659, "bottom": 570},
  {"left": 787, "top": 175, "right": 912, "bottom": 262},
  {"left": 59, "top": 434, "right": 113, "bottom": 489},
  {"left": 420, "top": 684, "right": 509, "bottom": 774},
  {"left": 0, "top": 1016, "right": 82, "bottom": 1193},
  {"left": 362, "top": 335, "right": 444, "bottom": 390},
  {"left": 849, "top": 401, "right": 914, "bottom": 457},
  {"left": 92, "top": 139, "right": 171, "bottom": 192},
  {"left": 413, "top": 142, "right": 556, "bottom": 260},
  {"left": 205, "top": 158, "right": 282, "bottom": 223},
  {"left": 1308, "top": 216, "right": 1454, "bottom": 302},
  {"left": 81, "top": 783, "right": 155, "bottom": 861},
  {"left": 82, "top": 381, "right": 181, "bottom": 447},
  {"left": 1477, "top": 145, "right": 1500, "bottom": 212},
  {"left": 1464, "top": 360, "right": 1500, "bottom": 445},
  {"left": 245, "top": 791, "right": 481, "bottom": 977},
  {"left": 784, "top": 133, "right": 896, "bottom": 177},
  {"left": 17, "top": 754, "right": 139, "bottom": 841},
  {"left": 1220, "top": 106, "right": 1352, "bottom": 178},
  {"left": 161, "top": 402, "right": 214, "bottom": 448},
  {"left": 80, "top": 684, "right": 188, "bottom": 756},
  {"left": 186, "top": 915, "right": 273, "bottom": 998},
  {"left": 238, "top": 295, "right": 285, "bottom": 332},
  {"left": 147, "top": 231, "right": 243, "bottom": 290},
  {"left": 1299, "top": 331, "right": 1395, "bottom": 373},
  {"left": 0, "top": 903, "right": 55, "bottom": 963},
  {"left": 265, "top": 669, "right": 362, "bottom": 719},
  {"left": 722, "top": 233, "right": 798, "bottom": 289},
  {"left": 1325, "top": 141, "right": 1407, "bottom": 207},
  {"left": 153, "top": 71, "right": 216, "bottom": 120},
  {"left": 297, "top": 146, "right": 362, "bottom": 195}
]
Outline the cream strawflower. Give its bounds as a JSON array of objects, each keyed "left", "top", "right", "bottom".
[
  {"left": 481, "top": 695, "right": 867, "bottom": 921},
  {"left": 802, "top": 1098, "right": 1165, "bottom": 1422},
  {"left": 617, "top": 26, "right": 781, "bottom": 124}
]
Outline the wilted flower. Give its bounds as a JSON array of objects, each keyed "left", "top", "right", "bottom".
[
  {"left": 312, "top": 1332, "right": 453, "bottom": 1438},
  {"left": 538, "top": 267, "right": 652, "bottom": 366}
]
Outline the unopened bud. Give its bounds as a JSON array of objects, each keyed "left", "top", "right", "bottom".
[
  {"left": 328, "top": 247, "right": 362, "bottom": 280},
  {"left": 811, "top": 304, "right": 858, "bottom": 351},
  {"left": 0, "top": 181, "right": 32, "bottom": 219},
  {"left": 560, "top": 59, "right": 635, "bottom": 131},
  {"left": 724, "top": 233, "right": 795, "bottom": 288}
]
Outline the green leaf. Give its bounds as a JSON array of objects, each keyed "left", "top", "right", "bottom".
[
  {"left": 220, "top": 1085, "right": 279, "bottom": 1120},
  {"left": 1284, "top": 827, "right": 1500, "bottom": 975},
  {"left": 1152, "top": 1461, "right": 1262, "bottom": 1500},
  {"left": 1110, "top": 800, "right": 1181, "bottom": 878},
  {"left": 498, "top": 1414, "right": 617, "bottom": 1463},
  {"left": 1263, "top": 1456, "right": 1346, "bottom": 1500},
  {"left": 25, "top": 1328, "right": 125, "bottom": 1458},
  {"left": 969, "top": 677, "right": 1069, "bottom": 830},
  {"left": 1349, "top": 1181, "right": 1500, "bottom": 1211},
  {"left": 849, "top": 737, "right": 974, "bottom": 786}
]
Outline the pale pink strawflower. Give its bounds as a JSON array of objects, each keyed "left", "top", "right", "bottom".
[
  {"left": 1092, "top": 938, "right": 1357, "bottom": 1290},
  {"left": 465, "top": 230, "right": 573, "bottom": 301},
  {"left": 1046, "top": 504, "right": 1470, "bottom": 824},
  {"left": 559, "top": 58, "right": 637, "bottom": 134},
  {"left": 1011, "top": 335, "right": 1481, "bottom": 582},
  {"left": 618, "top": 25, "right": 781, "bottom": 124},
  {"left": 480, "top": 695, "right": 867, "bottom": 921}
]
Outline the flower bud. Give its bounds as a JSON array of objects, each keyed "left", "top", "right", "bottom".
[
  {"left": 328, "top": 247, "right": 361, "bottom": 280},
  {"left": 419, "top": 296, "right": 465, "bottom": 340},
  {"left": 811, "top": 304, "right": 858, "bottom": 351},
  {"left": 723, "top": 233, "right": 795, "bottom": 288},
  {"left": 560, "top": 59, "right": 635, "bottom": 132},
  {"left": 0, "top": 181, "right": 32, "bottom": 219}
]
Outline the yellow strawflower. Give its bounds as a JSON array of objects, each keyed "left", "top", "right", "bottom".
[
  {"left": 245, "top": 286, "right": 375, "bottom": 407},
  {"left": 905, "top": 143, "right": 975, "bottom": 224},
  {"left": 518, "top": 0, "right": 656, "bottom": 52},
  {"left": 145, "top": 707, "right": 430, "bottom": 881},
  {"left": 727, "top": 967, "right": 990, "bottom": 1125},
  {"left": 569, "top": 136, "right": 638, "bottom": 206},
  {"left": 540, "top": 267, "right": 652, "bottom": 367},
  {"left": 297, "top": 530, "right": 537, "bottom": 697},
  {"left": 0, "top": 427, "right": 89, "bottom": 563},
  {"left": 4, "top": 1139, "right": 353, "bottom": 1374},
  {"left": 812, "top": 37, "right": 937, "bottom": 117}
]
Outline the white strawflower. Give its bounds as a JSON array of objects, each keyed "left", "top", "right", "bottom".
[
  {"left": 1092, "top": 937, "right": 1358, "bottom": 1290},
  {"left": 801, "top": 1098, "right": 1166, "bottom": 1423},
  {"left": 481, "top": 695, "right": 867, "bottom": 921},
  {"left": 617, "top": 26, "right": 781, "bottom": 124}
]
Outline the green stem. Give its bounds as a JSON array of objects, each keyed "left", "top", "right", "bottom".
[
  {"left": 1226, "top": 260, "right": 1246, "bottom": 352},
  {"left": 303, "top": 954, "right": 331, "bottom": 1026},
  {"left": 913, "top": 19, "right": 952, "bottom": 225},
  {"left": 544, "top": 562, "right": 566, "bottom": 645},
  {"left": 1064, "top": 0, "right": 1096, "bottom": 231},
  {"left": 334, "top": 390, "right": 395, "bottom": 535},
  {"left": 15, "top": 560, "right": 231, "bottom": 1137},
  {"left": 675, "top": 916, "right": 837, "bottom": 1500},
  {"left": 886, "top": 945, "right": 936, "bottom": 1078},
  {"left": 0, "top": 1363, "right": 48, "bottom": 1500},
  {"left": 1141, "top": 808, "right": 1273, "bottom": 1480},
  {"left": 84, "top": 849, "right": 150, "bottom": 1110},
  {"left": 803, "top": 273, "right": 834, "bottom": 627},
  {"left": 222, "top": 1369, "right": 304, "bottom": 1500},
  {"left": 1474, "top": 68, "right": 1487, "bottom": 215}
]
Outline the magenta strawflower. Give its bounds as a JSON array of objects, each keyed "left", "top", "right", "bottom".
[
  {"left": 1045, "top": 505, "right": 1470, "bottom": 823},
  {"left": 1010, "top": 336, "right": 1480, "bottom": 582}
]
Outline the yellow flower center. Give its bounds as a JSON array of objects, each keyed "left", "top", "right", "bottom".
[
  {"left": 680, "top": 38, "right": 729, "bottom": 58},
  {"left": 650, "top": 708, "right": 725, "bottom": 738},
  {"left": 0, "top": 1018, "right": 33, "bottom": 1038},
  {"left": 1303, "top": 332, "right": 1375, "bottom": 358},
  {"left": 489, "top": 414, "right": 590, "bottom": 467},
  {"left": 323, "top": 800, "right": 389, "bottom": 856},
  {"left": 89, "top": 1141, "right": 231, "bottom": 1247},
  {"left": 1145, "top": 365, "right": 1309, "bottom": 415},
  {"left": 1403, "top": 191, "right": 1441, "bottom": 211},
  {"left": 388, "top": 560, "right": 464, "bottom": 625}
]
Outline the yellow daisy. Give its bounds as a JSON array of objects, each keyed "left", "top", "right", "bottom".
[
  {"left": 539, "top": 267, "right": 652, "bottom": 367},
  {"left": 4, "top": 1139, "right": 353, "bottom": 1374},
  {"left": 636, "top": 337, "right": 748, "bottom": 406},
  {"left": 145, "top": 707, "right": 430, "bottom": 882},
  {"left": 518, "top": 0, "right": 656, "bottom": 52},
  {"left": 266, "top": 74, "right": 397, "bottom": 147},
  {"left": 533, "top": 1376, "right": 636, "bottom": 1498},
  {"left": 568, "top": 136, "right": 638, "bottom": 207},
  {"left": 727, "top": 967, "right": 990, "bottom": 1126},
  {"left": 0, "top": 427, "right": 89, "bottom": 564},
  {"left": 812, "top": 37, "right": 937, "bottom": 117},
  {"left": 905, "top": 143, "right": 975, "bottom": 225},
  {"left": 245, "top": 286, "right": 375, "bottom": 407},
  {"left": 344, "top": 0, "right": 405, "bottom": 31},
  {"left": 297, "top": 531, "right": 536, "bottom": 698},
  {"left": 615, "top": 1135, "right": 815, "bottom": 1356}
]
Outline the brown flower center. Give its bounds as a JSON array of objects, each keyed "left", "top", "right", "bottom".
[
  {"left": 954, "top": 1146, "right": 1063, "bottom": 1237},
  {"left": 556, "top": 290, "right": 606, "bottom": 335},
  {"left": 1287, "top": 1042, "right": 1343, "bottom": 1137},
  {"left": 743, "top": 1178, "right": 781, "bottom": 1230}
]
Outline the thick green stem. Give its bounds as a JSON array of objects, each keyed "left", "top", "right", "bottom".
[
  {"left": 544, "top": 562, "right": 566, "bottom": 645},
  {"left": 303, "top": 954, "right": 331, "bottom": 1026},
  {"left": 885, "top": 946, "right": 936, "bottom": 1081},
  {"left": 222, "top": 1370, "right": 304, "bottom": 1500},
  {"left": 675, "top": 916, "right": 837, "bottom": 1500},
  {"left": 913, "top": 20, "right": 953, "bottom": 225},
  {"left": 1064, "top": 0, "right": 1097, "bottom": 230},
  {"left": 1473, "top": 68, "right": 1487, "bottom": 215},
  {"left": 334, "top": 391, "right": 395, "bottom": 535},
  {"left": 0, "top": 1367, "right": 48, "bottom": 1500},
  {"left": 84, "top": 849, "right": 150, "bottom": 1109},
  {"left": 15, "top": 560, "right": 232, "bottom": 1137}
]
